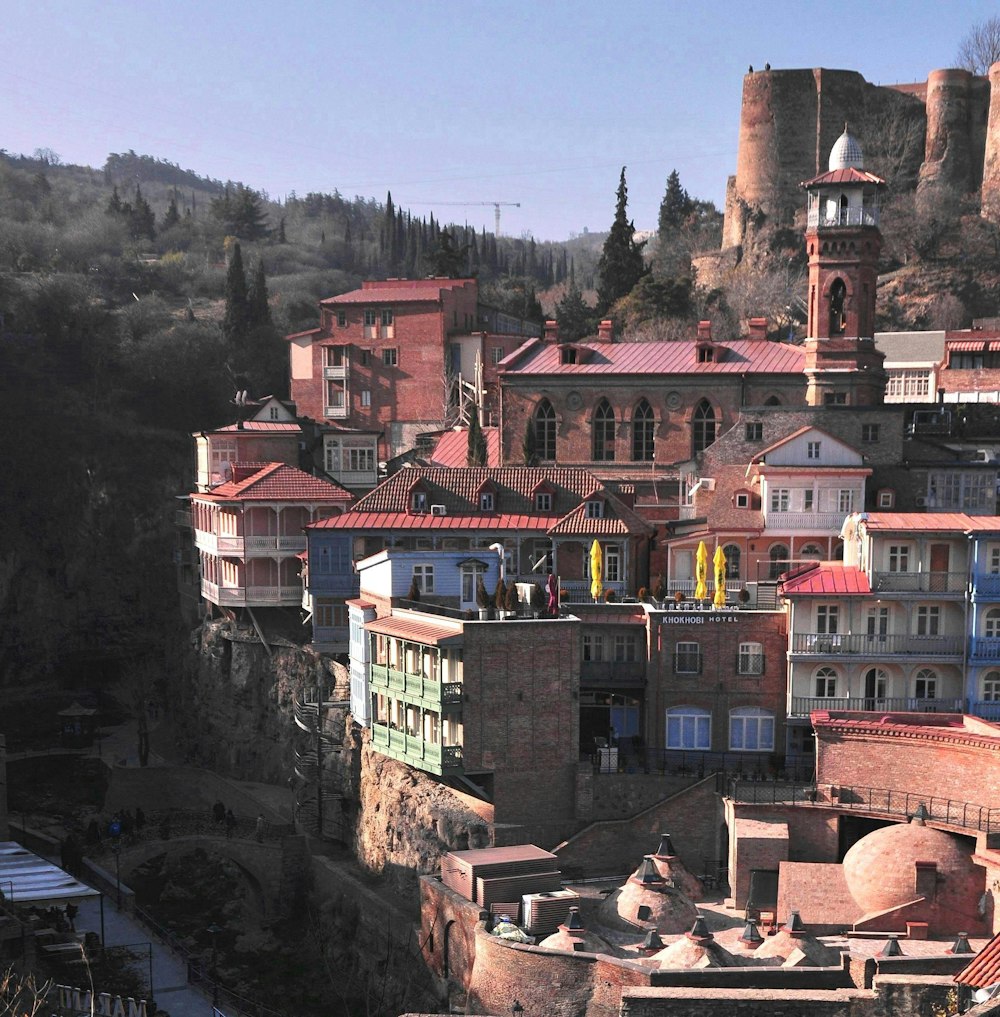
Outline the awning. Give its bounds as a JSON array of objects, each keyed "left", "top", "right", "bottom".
[{"left": 0, "top": 842, "right": 101, "bottom": 906}]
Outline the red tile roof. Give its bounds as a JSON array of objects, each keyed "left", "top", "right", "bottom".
[
  {"left": 193, "top": 463, "right": 353, "bottom": 503},
  {"left": 955, "top": 930, "right": 1000, "bottom": 987},
  {"left": 501, "top": 339, "right": 805, "bottom": 377},
  {"left": 429, "top": 428, "right": 501, "bottom": 468},
  {"left": 320, "top": 279, "right": 471, "bottom": 305},
  {"left": 947, "top": 340, "right": 987, "bottom": 352},
  {"left": 800, "top": 167, "right": 886, "bottom": 187},
  {"left": 313, "top": 511, "right": 552, "bottom": 532},
  {"left": 210, "top": 421, "right": 302, "bottom": 433},
  {"left": 365, "top": 614, "right": 464, "bottom": 646},
  {"left": 780, "top": 563, "right": 871, "bottom": 596}
]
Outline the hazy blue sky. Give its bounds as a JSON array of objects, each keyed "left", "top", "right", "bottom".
[{"left": 4, "top": 0, "right": 998, "bottom": 240}]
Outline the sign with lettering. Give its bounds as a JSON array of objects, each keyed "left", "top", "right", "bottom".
[
  {"left": 53, "top": 985, "right": 147, "bottom": 1017},
  {"left": 661, "top": 613, "right": 739, "bottom": 624}
]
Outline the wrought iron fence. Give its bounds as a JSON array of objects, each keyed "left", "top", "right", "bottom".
[{"left": 590, "top": 747, "right": 813, "bottom": 783}]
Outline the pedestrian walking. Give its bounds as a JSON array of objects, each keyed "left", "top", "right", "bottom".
[
  {"left": 65, "top": 903, "right": 78, "bottom": 931},
  {"left": 255, "top": 814, "right": 265, "bottom": 843},
  {"left": 134, "top": 806, "right": 146, "bottom": 833},
  {"left": 225, "top": 809, "right": 236, "bottom": 839},
  {"left": 212, "top": 800, "right": 225, "bottom": 825}
]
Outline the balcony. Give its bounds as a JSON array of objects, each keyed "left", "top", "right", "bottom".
[
  {"left": 969, "top": 700, "right": 1000, "bottom": 721},
  {"left": 200, "top": 580, "right": 301, "bottom": 606},
  {"left": 973, "top": 574, "right": 1000, "bottom": 598},
  {"left": 791, "top": 633, "right": 963, "bottom": 657},
  {"left": 324, "top": 405, "right": 349, "bottom": 419},
  {"left": 194, "top": 530, "right": 245, "bottom": 555},
  {"left": 370, "top": 723, "right": 463, "bottom": 775},
  {"left": 323, "top": 364, "right": 348, "bottom": 379},
  {"left": 970, "top": 637, "right": 1000, "bottom": 662},
  {"left": 580, "top": 661, "right": 648, "bottom": 686},
  {"left": 788, "top": 695, "right": 964, "bottom": 717},
  {"left": 806, "top": 207, "right": 880, "bottom": 229},
  {"left": 871, "top": 571, "right": 967, "bottom": 595},
  {"left": 369, "top": 663, "right": 462, "bottom": 706},
  {"left": 244, "top": 535, "right": 307, "bottom": 553},
  {"left": 559, "top": 581, "right": 626, "bottom": 603},
  {"left": 764, "top": 511, "right": 849, "bottom": 532}
]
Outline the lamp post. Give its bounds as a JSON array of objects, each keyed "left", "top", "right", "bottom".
[
  {"left": 207, "top": 923, "right": 223, "bottom": 1006},
  {"left": 108, "top": 817, "right": 122, "bottom": 910}
]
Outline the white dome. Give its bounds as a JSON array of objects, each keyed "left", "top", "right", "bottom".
[{"left": 829, "top": 128, "right": 865, "bottom": 171}]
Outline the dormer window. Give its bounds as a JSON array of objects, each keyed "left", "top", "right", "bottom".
[
  {"left": 807, "top": 441, "right": 821, "bottom": 460},
  {"left": 561, "top": 347, "right": 577, "bottom": 365},
  {"left": 698, "top": 345, "right": 714, "bottom": 363},
  {"left": 735, "top": 492, "right": 750, "bottom": 509},
  {"left": 585, "top": 500, "right": 604, "bottom": 519},
  {"left": 411, "top": 491, "right": 429, "bottom": 513},
  {"left": 480, "top": 492, "right": 494, "bottom": 512},
  {"left": 535, "top": 492, "right": 552, "bottom": 512}
]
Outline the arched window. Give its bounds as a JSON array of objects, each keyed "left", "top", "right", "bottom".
[
  {"left": 534, "top": 399, "right": 556, "bottom": 461},
  {"left": 666, "top": 706, "right": 711, "bottom": 750},
  {"left": 814, "top": 666, "right": 837, "bottom": 698},
  {"left": 829, "top": 279, "right": 847, "bottom": 336},
  {"left": 729, "top": 707, "right": 774, "bottom": 751},
  {"left": 984, "top": 671, "right": 1000, "bottom": 701},
  {"left": 914, "top": 668, "right": 937, "bottom": 701},
  {"left": 723, "top": 544, "right": 741, "bottom": 580},
  {"left": 800, "top": 544, "right": 823, "bottom": 561},
  {"left": 768, "top": 544, "right": 789, "bottom": 580},
  {"left": 692, "top": 400, "right": 716, "bottom": 455},
  {"left": 764, "top": 395, "right": 781, "bottom": 407},
  {"left": 864, "top": 667, "right": 888, "bottom": 704},
  {"left": 593, "top": 399, "right": 615, "bottom": 461},
  {"left": 838, "top": 193, "right": 849, "bottom": 224},
  {"left": 632, "top": 399, "right": 654, "bottom": 462},
  {"left": 987, "top": 608, "right": 1000, "bottom": 638}
]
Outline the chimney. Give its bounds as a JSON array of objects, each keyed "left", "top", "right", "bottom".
[
  {"left": 597, "top": 319, "right": 614, "bottom": 342},
  {"left": 544, "top": 320, "right": 560, "bottom": 342},
  {"left": 748, "top": 317, "right": 768, "bottom": 340},
  {"left": 697, "top": 320, "right": 712, "bottom": 341}
]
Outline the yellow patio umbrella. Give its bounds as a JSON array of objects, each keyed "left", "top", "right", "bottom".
[
  {"left": 590, "top": 539, "right": 603, "bottom": 602},
  {"left": 695, "top": 541, "right": 708, "bottom": 601},
  {"left": 713, "top": 545, "right": 727, "bottom": 608}
]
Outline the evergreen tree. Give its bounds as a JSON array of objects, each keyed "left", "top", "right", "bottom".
[
  {"left": 555, "top": 283, "right": 596, "bottom": 342},
  {"left": 106, "top": 186, "right": 123, "bottom": 216},
  {"left": 596, "top": 167, "right": 647, "bottom": 314},
  {"left": 129, "top": 185, "right": 156, "bottom": 241},
  {"left": 467, "top": 403, "right": 488, "bottom": 466},
  {"left": 277, "top": 216, "right": 287, "bottom": 244},
  {"left": 247, "top": 259, "right": 272, "bottom": 328},
  {"left": 426, "top": 230, "right": 467, "bottom": 277},
  {"left": 657, "top": 170, "right": 692, "bottom": 236},
  {"left": 222, "top": 242, "right": 250, "bottom": 351},
  {"left": 211, "top": 184, "right": 268, "bottom": 240},
  {"left": 161, "top": 194, "right": 181, "bottom": 231},
  {"left": 522, "top": 416, "right": 538, "bottom": 466}
]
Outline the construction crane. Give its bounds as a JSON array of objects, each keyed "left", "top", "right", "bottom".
[{"left": 409, "top": 201, "right": 521, "bottom": 237}]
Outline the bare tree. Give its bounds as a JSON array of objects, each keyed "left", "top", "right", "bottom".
[
  {"left": 957, "top": 15, "right": 1000, "bottom": 75},
  {"left": 854, "top": 87, "right": 926, "bottom": 190},
  {"left": 0, "top": 967, "right": 52, "bottom": 1017}
]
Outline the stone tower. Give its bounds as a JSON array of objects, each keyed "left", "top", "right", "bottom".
[{"left": 800, "top": 128, "right": 887, "bottom": 407}]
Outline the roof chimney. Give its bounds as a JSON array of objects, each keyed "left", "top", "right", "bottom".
[
  {"left": 655, "top": 833, "right": 676, "bottom": 858},
  {"left": 544, "top": 319, "right": 560, "bottom": 342},
  {"left": 748, "top": 317, "right": 768, "bottom": 340},
  {"left": 697, "top": 320, "right": 712, "bottom": 341},
  {"left": 636, "top": 856, "right": 664, "bottom": 884},
  {"left": 597, "top": 318, "right": 614, "bottom": 342}
]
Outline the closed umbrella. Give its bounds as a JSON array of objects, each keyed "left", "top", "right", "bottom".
[
  {"left": 546, "top": 573, "right": 558, "bottom": 616},
  {"left": 695, "top": 541, "right": 708, "bottom": 602},
  {"left": 713, "top": 545, "right": 727, "bottom": 608},
  {"left": 590, "top": 540, "right": 603, "bottom": 602}
]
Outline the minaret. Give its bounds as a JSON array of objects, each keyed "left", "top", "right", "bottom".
[{"left": 801, "top": 126, "right": 887, "bottom": 407}]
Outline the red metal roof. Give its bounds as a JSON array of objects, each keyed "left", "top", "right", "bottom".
[
  {"left": 193, "top": 463, "right": 353, "bottom": 503},
  {"left": 780, "top": 563, "right": 871, "bottom": 596},
  {"left": 365, "top": 614, "right": 464, "bottom": 646},
  {"left": 320, "top": 279, "right": 471, "bottom": 305},
  {"left": 501, "top": 339, "right": 805, "bottom": 377},
  {"left": 800, "top": 167, "right": 886, "bottom": 187},
  {"left": 212, "top": 422, "right": 302, "bottom": 433},
  {"left": 955, "top": 930, "right": 1000, "bottom": 987},
  {"left": 430, "top": 428, "right": 501, "bottom": 468},
  {"left": 311, "top": 511, "right": 553, "bottom": 532},
  {"left": 861, "top": 512, "right": 987, "bottom": 532}
]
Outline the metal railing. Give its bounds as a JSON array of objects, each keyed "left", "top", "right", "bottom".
[
  {"left": 86, "top": 809, "right": 294, "bottom": 854},
  {"left": 788, "top": 695, "right": 964, "bottom": 717},
  {"left": 765, "top": 510, "right": 849, "bottom": 531},
  {"left": 591, "top": 747, "right": 813, "bottom": 782},
  {"left": 806, "top": 207, "right": 880, "bottom": 228},
  {"left": 969, "top": 700, "right": 1000, "bottom": 721},
  {"left": 724, "top": 779, "right": 1000, "bottom": 834},
  {"left": 973, "top": 574, "right": 1000, "bottom": 597},
  {"left": 791, "top": 633, "right": 963, "bottom": 656},
  {"left": 559, "top": 580, "right": 626, "bottom": 603},
  {"left": 970, "top": 637, "right": 1000, "bottom": 661},
  {"left": 871, "top": 571, "right": 967, "bottom": 594}
]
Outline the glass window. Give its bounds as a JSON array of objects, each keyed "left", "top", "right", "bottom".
[
  {"left": 412, "top": 564, "right": 434, "bottom": 594},
  {"left": 674, "top": 642, "right": 701, "bottom": 674},
  {"left": 666, "top": 707, "right": 711, "bottom": 750},
  {"left": 361, "top": 390, "right": 371, "bottom": 407},
  {"left": 614, "top": 634, "right": 637, "bottom": 662},
  {"left": 914, "top": 669, "right": 937, "bottom": 700},
  {"left": 817, "top": 605, "right": 839, "bottom": 634},
  {"left": 768, "top": 544, "right": 789, "bottom": 579},
  {"left": 381, "top": 309, "right": 393, "bottom": 326},
  {"left": 729, "top": 707, "right": 775, "bottom": 751},
  {"left": 990, "top": 547, "right": 1000, "bottom": 574},
  {"left": 878, "top": 490, "right": 894, "bottom": 509},
  {"left": 916, "top": 606, "right": 940, "bottom": 636},
  {"left": 692, "top": 400, "right": 716, "bottom": 454},
  {"left": 862, "top": 423, "right": 880, "bottom": 442},
  {"left": 411, "top": 491, "right": 428, "bottom": 512},
  {"left": 586, "top": 501, "right": 604, "bottom": 519},
  {"left": 724, "top": 544, "right": 741, "bottom": 580},
  {"left": 491, "top": 346, "right": 504, "bottom": 365},
  {"left": 632, "top": 399, "right": 654, "bottom": 462},
  {"left": 583, "top": 634, "right": 604, "bottom": 662},
  {"left": 745, "top": 422, "right": 763, "bottom": 441},
  {"left": 593, "top": 399, "right": 616, "bottom": 461},
  {"left": 986, "top": 608, "right": 1000, "bottom": 638},
  {"left": 363, "top": 309, "right": 377, "bottom": 327},
  {"left": 838, "top": 489, "right": 854, "bottom": 513},
  {"left": 604, "top": 544, "right": 620, "bottom": 582},
  {"left": 738, "top": 642, "right": 763, "bottom": 675},
  {"left": 535, "top": 492, "right": 552, "bottom": 512},
  {"left": 815, "top": 667, "right": 837, "bottom": 698},
  {"left": 889, "top": 545, "right": 910, "bottom": 572},
  {"left": 336, "top": 310, "right": 347, "bottom": 327},
  {"left": 807, "top": 441, "right": 821, "bottom": 459},
  {"left": 480, "top": 492, "right": 494, "bottom": 512},
  {"left": 735, "top": 493, "right": 750, "bottom": 508},
  {"left": 984, "top": 672, "right": 1000, "bottom": 701},
  {"left": 770, "top": 489, "right": 790, "bottom": 512},
  {"left": 382, "top": 347, "right": 398, "bottom": 366},
  {"left": 534, "top": 399, "right": 556, "bottom": 461}
]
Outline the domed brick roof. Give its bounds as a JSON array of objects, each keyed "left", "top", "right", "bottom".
[{"left": 829, "top": 128, "right": 865, "bottom": 171}]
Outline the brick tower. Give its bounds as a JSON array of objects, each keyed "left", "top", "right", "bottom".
[{"left": 801, "top": 127, "right": 887, "bottom": 406}]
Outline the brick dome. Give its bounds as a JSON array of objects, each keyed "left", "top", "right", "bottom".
[
  {"left": 829, "top": 128, "right": 865, "bottom": 171},
  {"left": 842, "top": 821, "right": 977, "bottom": 915}
]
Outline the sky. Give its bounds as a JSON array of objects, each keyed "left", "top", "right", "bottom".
[{"left": 4, "top": 0, "right": 999, "bottom": 241}]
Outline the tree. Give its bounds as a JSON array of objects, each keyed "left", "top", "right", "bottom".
[
  {"left": 161, "top": 194, "right": 181, "bottom": 231},
  {"left": 467, "top": 403, "right": 488, "bottom": 466},
  {"left": 658, "top": 170, "right": 692, "bottom": 236},
  {"left": 129, "top": 185, "right": 156, "bottom": 241},
  {"left": 957, "top": 15, "right": 1000, "bottom": 74},
  {"left": 211, "top": 184, "right": 268, "bottom": 240},
  {"left": 247, "top": 258, "right": 272, "bottom": 329},
  {"left": 426, "top": 229, "right": 467, "bottom": 277},
  {"left": 522, "top": 416, "right": 538, "bottom": 466},
  {"left": 222, "top": 242, "right": 250, "bottom": 352},
  {"left": 555, "top": 283, "right": 596, "bottom": 342},
  {"left": 0, "top": 966, "right": 51, "bottom": 1017},
  {"left": 596, "top": 167, "right": 647, "bottom": 314}
]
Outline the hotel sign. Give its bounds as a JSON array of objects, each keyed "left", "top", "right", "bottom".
[
  {"left": 53, "top": 985, "right": 147, "bottom": 1017},
  {"left": 661, "top": 612, "right": 739, "bottom": 624}
]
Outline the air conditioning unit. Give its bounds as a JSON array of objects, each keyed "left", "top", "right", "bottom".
[
  {"left": 521, "top": 889, "right": 579, "bottom": 935},
  {"left": 914, "top": 495, "right": 928, "bottom": 507},
  {"left": 431, "top": 504, "right": 447, "bottom": 516},
  {"left": 701, "top": 478, "right": 716, "bottom": 491}
]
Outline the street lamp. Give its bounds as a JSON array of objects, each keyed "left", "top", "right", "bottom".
[
  {"left": 108, "top": 817, "right": 122, "bottom": 910},
  {"left": 207, "top": 923, "right": 223, "bottom": 1006}
]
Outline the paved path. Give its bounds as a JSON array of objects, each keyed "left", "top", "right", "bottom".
[{"left": 75, "top": 896, "right": 214, "bottom": 1017}]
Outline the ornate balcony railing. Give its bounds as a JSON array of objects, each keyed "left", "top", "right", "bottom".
[
  {"left": 370, "top": 662, "right": 457, "bottom": 705},
  {"left": 559, "top": 580, "right": 626, "bottom": 603},
  {"left": 370, "top": 723, "right": 463, "bottom": 773},
  {"left": 791, "top": 632, "right": 963, "bottom": 656},
  {"left": 970, "top": 637, "right": 1000, "bottom": 661},
  {"left": 973, "top": 574, "right": 1000, "bottom": 597},
  {"left": 201, "top": 581, "right": 301, "bottom": 605},
  {"left": 764, "top": 510, "right": 849, "bottom": 531},
  {"left": 788, "top": 695, "right": 964, "bottom": 717},
  {"left": 969, "top": 700, "right": 1000, "bottom": 721},
  {"left": 806, "top": 207, "right": 880, "bottom": 229},
  {"left": 871, "top": 571, "right": 967, "bottom": 594}
]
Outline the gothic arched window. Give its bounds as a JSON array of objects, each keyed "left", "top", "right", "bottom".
[
  {"left": 692, "top": 400, "right": 716, "bottom": 455},
  {"left": 593, "top": 399, "right": 615, "bottom": 461},
  {"left": 829, "top": 279, "right": 847, "bottom": 336},
  {"left": 632, "top": 399, "right": 654, "bottom": 462},
  {"left": 534, "top": 399, "right": 556, "bottom": 462}
]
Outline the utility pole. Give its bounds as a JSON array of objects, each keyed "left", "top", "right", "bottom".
[{"left": 409, "top": 201, "right": 521, "bottom": 237}]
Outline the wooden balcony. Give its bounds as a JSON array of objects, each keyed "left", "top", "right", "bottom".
[
  {"left": 791, "top": 632, "right": 963, "bottom": 658},
  {"left": 870, "top": 571, "right": 967, "bottom": 595},
  {"left": 200, "top": 580, "right": 301, "bottom": 606},
  {"left": 369, "top": 663, "right": 462, "bottom": 707},
  {"left": 193, "top": 531, "right": 306, "bottom": 556},
  {"left": 972, "top": 574, "right": 1000, "bottom": 598},
  {"left": 370, "top": 723, "right": 463, "bottom": 775},
  {"left": 764, "top": 510, "right": 849, "bottom": 531},
  {"left": 970, "top": 637, "right": 1000, "bottom": 662},
  {"left": 788, "top": 695, "right": 964, "bottom": 717}
]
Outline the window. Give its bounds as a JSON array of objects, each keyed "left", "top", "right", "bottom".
[
  {"left": 461, "top": 565, "right": 484, "bottom": 604},
  {"left": 480, "top": 492, "right": 494, "bottom": 512},
  {"left": 886, "top": 370, "right": 930, "bottom": 400},
  {"left": 560, "top": 347, "right": 577, "bottom": 365},
  {"left": 326, "top": 383, "right": 345, "bottom": 407},
  {"left": 991, "top": 547, "right": 1000, "bottom": 574},
  {"left": 888, "top": 545, "right": 910, "bottom": 572},
  {"left": 364, "top": 309, "right": 377, "bottom": 327},
  {"left": 666, "top": 707, "right": 710, "bottom": 750},
  {"left": 952, "top": 353, "right": 984, "bottom": 369},
  {"left": 360, "top": 349, "right": 371, "bottom": 366},
  {"left": 487, "top": 346, "right": 503, "bottom": 365},
  {"left": 632, "top": 399, "right": 655, "bottom": 462},
  {"left": 326, "top": 346, "right": 344, "bottom": 367},
  {"left": 916, "top": 606, "right": 940, "bottom": 636},
  {"left": 738, "top": 642, "right": 763, "bottom": 675},
  {"left": 614, "top": 634, "right": 637, "bottom": 662},
  {"left": 336, "top": 310, "right": 347, "bottom": 327},
  {"left": 730, "top": 708, "right": 774, "bottom": 751},
  {"left": 382, "top": 347, "right": 398, "bottom": 366},
  {"left": 829, "top": 279, "right": 846, "bottom": 335},
  {"left": 878, "top": 490, "right": 895, "bottom": 509},
  {"left": 984, "top": 672, "right": 1000, "bottom": 701},
  {"left": 986, "top": 608, "right": 1000, "bottom": 638},
  {"left": 534, "top": 399, "right": 556, "bottom": 461},
  {"left": 381, "top": 309, "right": 393, "bottom": 327},
  {"left": 604, "top": 544, "right": 620, "bottom": 583},
  {"left": 804, "top": 490, "right": 814, "bottom": 511},
  {"left": 674, "top": 642, "right": 701, "bottom": 674},
  {"left": 745, "top": 422, "right": 763, "bottom": 441},
  {"left": 838, "top": 490, "right": 854, "bottom": 513},
  {"left": 807, "top": 441, "right": 821, "bottom": 460},
  {"left": 724, "top": 544, "right": 741, "bottom": 580},
  {"left": 698, "top": 345, "right": 714, "bottom": 363},
  {"left": 586, "top": 500, "right": 604, "bottom": 519},
  {"left": 824, "top": 392, "right": 848, "bottom": 405},
  {"left": 411, "top": 491, "right": 428, "bottom": 513},
  {"left": 314, "top": 541, "right": 350, "bottom": 574},
  {"left": 815, "top": 667, "right": 837, "bottom": 698},
  {"left": 593, "top": 399, "right": 616, "bottom": 461},
  {"left": 324, "top": 440, "right": 341, "bottom": 474},
  {"left": 692, "top": 400, "right": 716, "bottom": 454},
  {"left": 535, "top": 492, "right": 552, "bottom": 512},
  {"left": 768, "top": 544, "right": 789, "bottom": 580},
  {"left": 770, "top": 489, "right": 790, "bottom": 512},
  {"left": 800, "top": 544, "right": 822, "bottom": 560},
  {"left": 315, "top": 599, "right": 348, "bottom": 629},
  {"left": 412, "top": 564, "right": 434, "bottom": 594},
  {"left": 269, "top": 406, "right": 279, "bottom": 420},
  {"left": 867, "top": 605, "right": 888, "bottom": 636},
  {"left": 817, "top": 605, "right": 839, "bottom": 634},
  {"left": 862, "top": 423, "right": 880, "bottom": 443},
  {"left": 735, "top": 493, "right": 750, "bottom": 509},
  {"left": 347, "top": 447, "right": 374, "bottom": 472},
  {"left": 914, "top": 668, "right": 937, "bottom": 700},
  {"left": 583, "top": 634, "right": 604, "bottom": 662}
]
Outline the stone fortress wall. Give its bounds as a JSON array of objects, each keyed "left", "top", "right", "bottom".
[{"left": 722, "top": 65, "right": 999, "bottom": 251}]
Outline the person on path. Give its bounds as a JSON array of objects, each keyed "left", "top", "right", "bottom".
[
  {"left": 213, "top": 800, "right": 225, "bottom": 825},
  {"left": 134, "top": 806, "right": 146, "bottom": 834},
  {"left": 225, "top": 809, "right": 236, "bottom": 839},
  {"left": 255, "top": 814, "right": 265, "bottom": 843}
]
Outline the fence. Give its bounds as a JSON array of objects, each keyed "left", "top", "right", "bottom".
[{"left": 590, "top": 747, "right": 813, "bottom": 783}]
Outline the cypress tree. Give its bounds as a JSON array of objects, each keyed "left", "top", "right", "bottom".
[
  {"left": 467, "top": 403, "right": 488, "bottom": 466},
  {"left": 657, "top": 169, "right": 691, "bottom": 235},
  {"left": 248, "top": 259, "right": 272, "bottom": 328},
  {"left": 222, "top": 242, "right": 250, "bottom": 350},
  {"left": 596, "top": 166, "right": 647, "bottom": 315}
]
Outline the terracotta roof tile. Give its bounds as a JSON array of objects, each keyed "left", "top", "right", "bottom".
[
  {"left": 862, "top": 512, "right": 989, "bottom": 532},
  {"left": 955, "top": 930, "right": 1000, "bottom": 987},
  {"left": 194, "top": 463, "right": 353, "bottom": 503},
  {"left": 320, "top": 280, "right": 471, "bottom": 306},
  {"left": 211, "top": 421, "right": 302, "bottom": 433}
]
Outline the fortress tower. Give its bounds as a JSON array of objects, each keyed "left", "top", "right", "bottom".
[{"left": 800, "top": 128, "right": 887, "bottom": 407}]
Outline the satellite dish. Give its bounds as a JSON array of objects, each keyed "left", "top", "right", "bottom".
[{"left": 974, "top": 984, "right": 1000, "bottom": 1004}]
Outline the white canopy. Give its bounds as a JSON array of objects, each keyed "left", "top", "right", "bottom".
[{"left": 0, "top": 842, "right": 101, "bottom": 906}]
